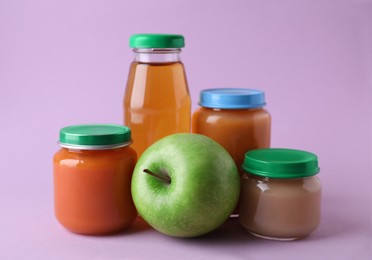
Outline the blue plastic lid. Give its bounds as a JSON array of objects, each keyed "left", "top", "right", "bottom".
[{"left": 199, "top": 88, "right": 266, "bottom": 109}]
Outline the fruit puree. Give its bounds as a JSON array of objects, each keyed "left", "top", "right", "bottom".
[
  {"left": 193, "top": 106, "right": 270, "bottom": 174},
  {"left": 193, "top": 89, "right": 271, "bottom": 216},
  {"left": 240, "top": 148, "right": 322, "bottom": 240},
  {"left": 192, "top": 88, "right": 270, "bottom": 175},
  {"left": 54, "top": 125, "right": 137, "bottom": 235},
  {"left": 240, "top": 174, "right": 321, "bottom": 240}
]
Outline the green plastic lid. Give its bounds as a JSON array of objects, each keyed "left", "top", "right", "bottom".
[
  {"left": 242, "top": 148, "right": 320, "bottom": 179},
  {"left": 129, "top": 34, "right": 185, "bottom": 48},
  {"left": 59, "top": 124, "right": 132, "bottom": 150}
]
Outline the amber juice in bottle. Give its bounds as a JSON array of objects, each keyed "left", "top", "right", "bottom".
[{"left": 124, "top": 34, "right": 191, "bottom": 156}]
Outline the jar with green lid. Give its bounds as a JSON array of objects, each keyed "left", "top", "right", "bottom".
[
  {"left": 239, "top": 148, "right": 321, "bottom": 241},
  {"left": 53, "top": 124, "right": 137, "bottom": 235}
]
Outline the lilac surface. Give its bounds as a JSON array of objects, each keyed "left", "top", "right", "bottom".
[{"left": 0, "top": 0, "right": 371, "bottom": 259}]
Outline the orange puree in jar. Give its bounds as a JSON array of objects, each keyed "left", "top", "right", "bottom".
[
  {"left": 192, "top": 88, "right": 271, "bottom": 216},
  {"left": 192, "top": 88, "right": 271, "bottom": 175},
  {"left": 53, "top": 124, "right": 137, "bottom": 235}
]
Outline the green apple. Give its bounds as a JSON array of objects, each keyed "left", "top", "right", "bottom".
[{"left": 131, "top": 133, "right": 240, "bottom": 237}]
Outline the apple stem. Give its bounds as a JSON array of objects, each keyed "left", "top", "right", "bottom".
[{"left": 143, "top": 169, "right": 171, "bottom": 184}]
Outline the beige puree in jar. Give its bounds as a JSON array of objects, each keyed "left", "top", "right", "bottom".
[{"left": 239, "top": 148, "right": 321, "bottom": 241}]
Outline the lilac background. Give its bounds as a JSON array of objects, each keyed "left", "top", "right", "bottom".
[{"left": 0, "top": 0, "right": 371, "bottom": 259}]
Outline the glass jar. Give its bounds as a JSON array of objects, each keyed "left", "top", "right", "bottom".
[
  {"left": 192, "top": 88, "right": 271, "bottom": 175},
  {"left": 240, "top": 148, "right": 322, "bottom": 241},
  {"left": 192, "top": 88, "right": 271, "bottom": 216},
  {"left": 53, "top": 124, "right": 137, "bottom": 235},
  {"left": 124, "top": 34, "right": 191, "bottom": 157}
]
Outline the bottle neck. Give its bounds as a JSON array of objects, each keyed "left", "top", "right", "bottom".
[{"left": 133, "top": 48, "right": 181, "bottom": 63}]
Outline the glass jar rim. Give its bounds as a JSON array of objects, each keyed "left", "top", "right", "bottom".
[{"left": 133, "top": 48, "right": 181, "bottom": 53}]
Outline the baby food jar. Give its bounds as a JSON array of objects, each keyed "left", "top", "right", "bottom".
[
  {"left": 192, "top": 88, "right": 271, "bottom": 175},
  {"left": 53, "top": 124, "right": 137, "bottom": 235},
  {"left": 240, "top": 148, "right": 321, "bottom": 241},
  {"left": 192, "top": 88, "right": 271, "bottom": 216}
]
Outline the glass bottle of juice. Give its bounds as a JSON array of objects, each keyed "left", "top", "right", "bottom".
[{"left": 124, "top": 34, "right": 191, "bottom": 157}]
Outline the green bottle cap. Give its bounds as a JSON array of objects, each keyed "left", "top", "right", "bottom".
[
  {"left": 242, "top": 148, "right": 320, "bottom": 179},
  {"left": 129, "top": 34, "right": 185, "bottom": 48},
  {"left": 59, "top": 124, "right": 131, "bottom": 150}
]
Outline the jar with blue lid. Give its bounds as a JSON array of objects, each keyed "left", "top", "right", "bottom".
[{"left": 192, "top": 88, "right": 271, "bottom": 215}]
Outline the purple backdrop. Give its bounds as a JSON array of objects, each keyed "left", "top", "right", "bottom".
[{"left": 0, "top": 0, "right": 371, "bottom": 259}]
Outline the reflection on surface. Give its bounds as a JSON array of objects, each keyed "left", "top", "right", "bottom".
[{"left": 60, "top": 159, "right": 80, "bottom": 167}]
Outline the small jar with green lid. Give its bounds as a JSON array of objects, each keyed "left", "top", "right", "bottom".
[
  {"left": 239, "top": 148, "right": 321, "bottom": 241},
  {"left": 53, "top": 124, "right": 137, "bottom": 235}
]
